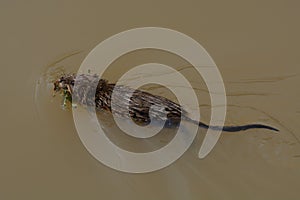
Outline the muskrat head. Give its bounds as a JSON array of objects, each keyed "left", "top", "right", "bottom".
[{"left": 53, "top": 74, "right": 75, "bottom": 94}]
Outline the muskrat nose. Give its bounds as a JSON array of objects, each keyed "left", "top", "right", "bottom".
[{"left": 53, "top": 81, "right": 60, "bottom": 91}]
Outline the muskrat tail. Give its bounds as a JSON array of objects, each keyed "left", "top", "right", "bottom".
[{"left": 197, "top": 121, "right": 279, "bottom": 132}]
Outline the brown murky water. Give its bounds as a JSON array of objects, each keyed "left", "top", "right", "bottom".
[{"left": 1, "top": 1, "right": 300, "bottom": 199}]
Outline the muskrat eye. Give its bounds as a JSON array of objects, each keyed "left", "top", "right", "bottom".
[{"left": 59, "top": 77, "right": 65, "bottom": 82}]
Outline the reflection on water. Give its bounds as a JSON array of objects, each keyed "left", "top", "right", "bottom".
[{"left": 97, "top": 111, "right": 179, "bottom": 153}]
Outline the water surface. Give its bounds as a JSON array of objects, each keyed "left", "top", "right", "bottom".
[{"left": 1, "top": 1, "right": 300, "bottom": 199}]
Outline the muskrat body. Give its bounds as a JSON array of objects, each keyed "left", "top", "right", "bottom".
[{"left": 53, "top": 74, "right": 278, "bottom": 132}]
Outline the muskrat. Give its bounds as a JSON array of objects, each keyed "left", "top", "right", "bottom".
[{"left": 53, "top": 74, "right": 278, "bottom": 132}]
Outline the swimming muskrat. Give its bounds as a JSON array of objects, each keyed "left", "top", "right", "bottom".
[{"left": 53, "top": 74, "right": 278, "bottom": 132}]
